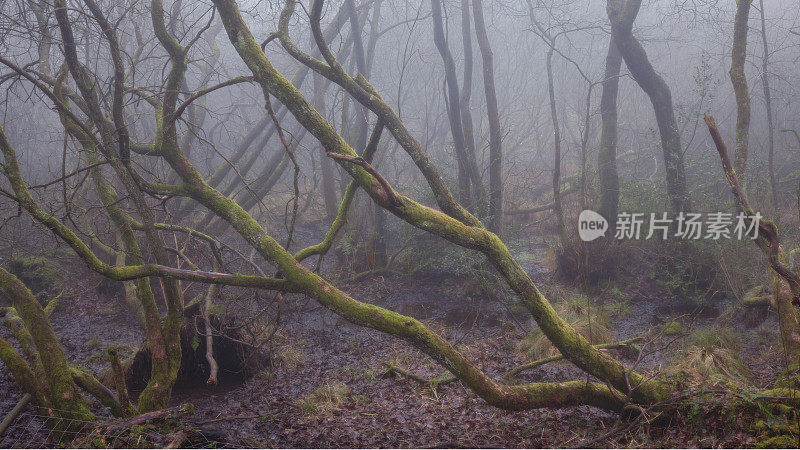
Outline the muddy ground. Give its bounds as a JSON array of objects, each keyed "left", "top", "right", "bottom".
[{"left": 0, "top": 230, "right": 786, "bottom": 448}]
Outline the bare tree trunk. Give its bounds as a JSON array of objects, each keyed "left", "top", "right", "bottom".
[
  {"left": 431, "top": 0, "right": 483, "bottom": 208},
  {"left": 758, "top": 0, "right": 777, "bottom": 208},
  {"left": 607, "top": 0, "right": 689, "bottom": 212},
  {"left": 365, "top": 0, "right": 388, "bottom": 267},
  {"left": 545, "top": 45, "right": 569, "bottom": 246},
  {"left": 315, "top": 72, "right": 339, "bottom": 221},
  {"left": 29, "top": 0, "right": 52, "bottom": 75},
  {"left": 346, "top": 0, "right": 386, "bottom": 268},
  {"left": 597, "top": 38, "right": 622, "bottom": 229},
  {"left": 459, "top": 0, "right": 474, "bottom": 157},
  {"left": 730, "top": 0, "right": 752, "bottom": 177},
  {"left": 190, "top": 3, "right": 354, "bottom": 224},
  {"left": 54, "top": 0, "right": 185, "bottom": 411},
  {"left": 459, "top": 0, "right": 485, "bottom": 214},
  {"left": 526, "top": 2, "right": 570, "bottom": 246},
  {"left": 431, "top": 0, "right": 470, "bottom": 204},
  {"left": 579, "top": 86, "right": 594, "bottom": 212},
  {"left": 345, "top": 0, "right": 369, "bottom": 152},
  {"left": 472, "top": 0, "right": 503, "bottom": 234}
]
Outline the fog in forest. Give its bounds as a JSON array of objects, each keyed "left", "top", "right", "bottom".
[{"left": 0, "top": 0, "right": 799, "bottom": 447}]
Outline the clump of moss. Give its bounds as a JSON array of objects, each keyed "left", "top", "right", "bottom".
[
  {"left": 298, "top": 382, "right": 349, "bottom": 416},
  {"left": 664, "top": 321, "right": 683, "bottom": 336},
  {"left": 669, "top": 327, "right": 751, "bottom": 385},
  {"left": 3, "top": 252, "right": 63, "bottom": 305},
  {"left": 517, "top": 295, "right": 612, "bottom": 360},
  {"left": 742, "top": 285, "right": 772, "bottom": 307},
  {"left": 754, "top": 435, "right": 798, "bottom": 449}
]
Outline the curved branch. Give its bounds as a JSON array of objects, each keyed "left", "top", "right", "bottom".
[
  {"left": 70, "top": 367, "right": 123, "bottom": 418},
  {"left": 295, "top": 120, "right": 384, "bottom": 262},
  {"left": 506, "top": 336, "right": 644, "bottom": 379},
  {"left": 162, "top": 76, "right": 255, "bottom": 133},
  {"left": 207, "top": 0, "right": 668, "bottom": 406}
]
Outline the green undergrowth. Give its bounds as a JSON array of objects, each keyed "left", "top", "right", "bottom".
[
  {"left": 646, "top": 240, "right": 738, "bottom": 306},
  {"left": 666, "top": 388, "right": 799, "bottom": 448},
  {"left": 750, "top": 404, "right": 800, "bottom": 448},
  {"left": 585, "top": 179, "right": 768, "bottom": 303},
  {"left": 2, "top": 251, "right": 64, "bottom": 305}
]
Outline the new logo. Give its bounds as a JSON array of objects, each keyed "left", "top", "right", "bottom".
[{"left": 578, "top": 210, "right": 608, "bottom": 242}]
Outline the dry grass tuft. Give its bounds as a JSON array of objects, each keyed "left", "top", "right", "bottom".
[
  {"left": 298, "top": 382, "right": 350, "bottom": 416},
  {"left": 517, "top": 295, "right": 612, "bottom": 360},
  {"left": 275, "top": 345, "right": 307, "bottom": 372},
  {"left": 669, "top": 327, "right": 751, "bottom": 385}
]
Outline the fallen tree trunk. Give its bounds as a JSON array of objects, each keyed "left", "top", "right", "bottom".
[
  {"left": 0, "top": 394, "right": 30, "bottom": 437},
  {"left": 505, "top": 185, "right": 579, "bottom": 216}
]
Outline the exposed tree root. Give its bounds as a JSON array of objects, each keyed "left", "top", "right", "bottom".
[
  {"left": 383, "top": 364, "right": 457, "bottom": 390},
  {"left": 125, "top": 315, "right": 264, "bottom": 395}
]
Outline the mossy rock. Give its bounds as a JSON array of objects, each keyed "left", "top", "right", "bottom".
[
  {"left": 2, "top": 252, "right": 63, "bottom": 305},
  {"left": 754, "top": 435, "right": 798, "bottom": 449},
  {"left": 742, "top": 285, "right": 772, "bottom": 307},
  {"left": 663, "top": 321, "right": 683, "bottom": 336}
]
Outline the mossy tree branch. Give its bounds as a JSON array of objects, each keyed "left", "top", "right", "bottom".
[
  {"left": 53, "top": 0, "right": 186, "bottom": 410},
  {"left": 206, "top": 0, "right": 667, "bottom": 406},
  {"left": 0, "top": 267, "right": 90, "bottom": 417},
  {"left": 2, "top": 0, "right": 669, "bottom": 414},
  {"left": 506, "top": 336, "right": 644, "bottom": 379},
  {"left": 294, "top": 120, "right": 385, "bottom": 263},
  {"left": 0, "top": 336, "right": 50, "bottom": 410},
  {"left": 277, "top": 0, "right": 482, "bottom": 229},
  {"left": 705, "top": 114, "right": 800, "bottom": 360},
  {"left": 69, "top": 367, "right": 123, "bottom": 418}
]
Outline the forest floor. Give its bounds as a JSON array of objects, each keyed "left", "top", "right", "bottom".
[{"left": 0, "top": 231, "right": 790, "bottom": 448}]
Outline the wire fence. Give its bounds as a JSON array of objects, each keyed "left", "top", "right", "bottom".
[{"left": 0, "top": 397, "right": 238, "bottom": 448}]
